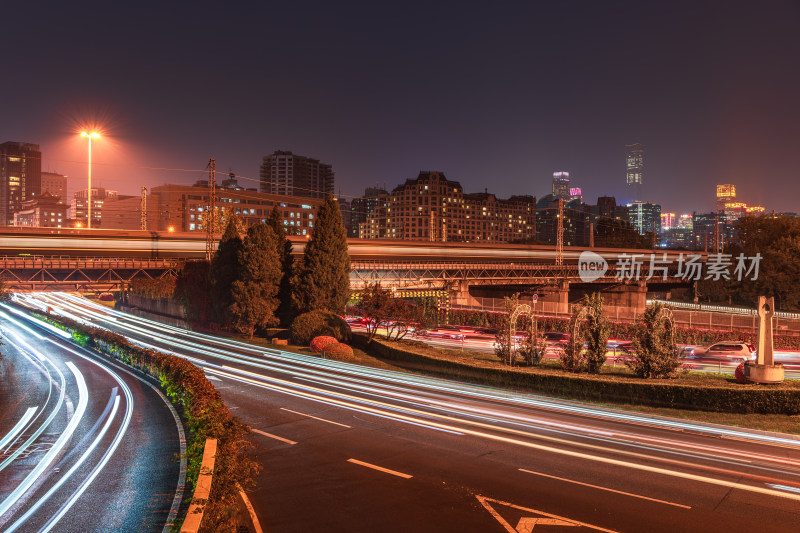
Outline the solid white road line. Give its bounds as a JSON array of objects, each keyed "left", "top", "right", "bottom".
[
  {"left": 252, "top": 428, "right": 297, "bottom": 445},
  {"left": 518, "top": 468, "right": 691, "bottom": 509},
  {"left": 280, "top": 408, "right": 351, "bottom": 428},
  {"left": 347, "top": 459, "right": 413, "bottom": 479},
  {"left": 0, "top": 407, "right": 37, "bottom": 453},
  {"left": 236, "top": 482, "right": 264, "bottom": 533}
]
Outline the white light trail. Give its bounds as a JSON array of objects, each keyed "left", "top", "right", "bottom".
[
  {"left": 0, "top": 362, "right": 88, "bottom": 518},
  {"left": 0, "top": 407, "right": 38, "bottom": 453}
]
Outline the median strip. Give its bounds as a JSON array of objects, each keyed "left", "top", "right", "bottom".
[
  {"left": 347, "top": 458, "right": 413, "bottom": 479},
  {"left": 519, "top": 468, "right": 691, "bottom": 509}
]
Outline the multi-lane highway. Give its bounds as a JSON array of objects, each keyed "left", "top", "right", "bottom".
[
  {"left": 0, "top": 304, "right": 185, "bottom": 532},
  {"left": 11, "top": 292, "right": 800, "bottom": 532}
]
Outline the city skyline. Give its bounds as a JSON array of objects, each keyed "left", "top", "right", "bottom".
[{"left": 1, "top": 2, "right": 798, "bottom": 214}]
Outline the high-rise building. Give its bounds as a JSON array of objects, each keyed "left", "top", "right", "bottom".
[
  {"left": 357, "top": 172, "right": 534, "bottom": 243},
  {"left": 625, "top": 143, "right": 644, "bottom": 201},
  {"left": 351, "top": 187, "right": 388, "bottom": 238},
  {"left": 716, "top": 184, "right": 736, "bottom": 212},
  {"left": 259, "top": 150, "right": 334, "bottom": 199},
  {"left": 660, "top": 212, "right": 676, "bottom": 231},
  {"left": 41, "top": 172, "right": 68, "bottom": 202},
  {"left": 552, "top": 171, "right": 570, "bottom": 199},
  {"left": 71, "top": 188, "right": 121, "bottom": 227},
  {"left": 693, "top": 212, "right": 734, "bottom": 252},
  {"left": 596, "top": 196, "right": 617, "bottom": 219},
  {"left": 1, "top": 141, "right": 42, "bottom": 225},
  {"left": 536, "top": 196, "right": 590, "bottom": 247},
  {"left": 626, "top": 201, "right": 661, "bottom": 236}
]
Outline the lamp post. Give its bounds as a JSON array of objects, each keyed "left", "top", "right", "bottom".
[{"left": 80, "top": 131, "right": 100, "bottom": 228}]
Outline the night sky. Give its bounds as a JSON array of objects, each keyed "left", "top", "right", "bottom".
[{"left": 2, "top": 1, "right": 798, "bottom": 214}]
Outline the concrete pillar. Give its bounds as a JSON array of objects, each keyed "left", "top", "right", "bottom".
[{"left": 603, "top": 282, "right": 647, "bottom": 316}]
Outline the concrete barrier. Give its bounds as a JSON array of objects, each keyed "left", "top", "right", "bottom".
[{"left": 181, "top": 438, "right": 217, "bottom": 533}]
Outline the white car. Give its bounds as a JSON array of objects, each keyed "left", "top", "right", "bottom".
[{"left": 685, "top": 342, "right": 755, "bottom": 363}]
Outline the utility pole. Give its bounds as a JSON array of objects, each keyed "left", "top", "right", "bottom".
[
  {"left": 556, "top": 198, "right": 564, "bottom": 266},
  {"left": 589, "top": 221, "right": 594, "bottom": 248},
  {"left": 206, "top": 158, "right": 216, "bottom": 261},
  {"left": 714, "top": 213, "right": 719, "bottom": 254},
  {"left": 140, "top": 186, "right": 147, "bottom": 231},
  {"left": 652, "top": 219, "right": 657, "bottom": 249}
]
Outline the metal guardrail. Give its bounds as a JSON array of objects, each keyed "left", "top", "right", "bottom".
[
  {"left": 451, "top": 297, "right": 800, "bottom": 335},
  {"left": 648, "top": 299, "right": 800, "bottom": 320}
]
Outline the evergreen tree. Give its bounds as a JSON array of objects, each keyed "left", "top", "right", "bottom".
[
  {"left": 584, "top": 292, "right": 611, "bottom": 374},
  {"left": 230, "top": 223, "right": 282, "bottom": 338},
  {"left": 292, "top": 196, "right": 351, "bottom": 314},
  {"left": 629, "top": 302, "right": 680, "bottom": 378},
  {"left": 267, "top": 205, "right": 295, "bottom": 325},
  {"left": 210, "top": 219, "right": 243, "bottom": 325}
]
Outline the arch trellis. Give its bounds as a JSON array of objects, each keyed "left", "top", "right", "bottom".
[{"left": 506, "top": 303, "right": 544, "bottom": 366}]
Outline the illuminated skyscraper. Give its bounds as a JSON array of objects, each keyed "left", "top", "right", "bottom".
[
  {"left": 0, "top": 141, "right": 42, "bottom": 225},
  {"left": 716, "top": 184, "right": 736, "bottom": 212},
  {"left": 552, "top": 171, "right": 570, "bottom": 199},
  {"left": 625, "top": 143, "right": 644, "bottom": 201}
]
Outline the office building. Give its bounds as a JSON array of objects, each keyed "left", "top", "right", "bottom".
[
  {"left": 716, "top": 184, "right": 736, "bottom": 212},
  {"left": 693, "top": 212, "right": 733, "bottom": 252},
  {"left": 72, "top": 188, "right": 121, "bottom": 227},
  {"left": 137, "top": 183, "right": 323, "bottom": 233},
  {"left": 1, "top": 141, "right": 42, "bottom": 225},
  {"left": 12, "top": 192, "right": 68, "bottom": 228},
  {"left": 625, "top": 143, "right": 644, "bottom": 201},
  {"left": 626, "top": 201, "right": 661, "bottom": 236},
  {"left": 41, "top": 172, "right": 68, "bottom": 202},
  {"left": 535, "top": 196, "right": 590, "bottom": 247},
  {"left": 351, "top": 187, "right": 388, "bottom": 238},
  {"left": 260, "top": 150, "right": 334, "bottom": 199},
  {"left": 552, "top": 171, "right": 570, "bottom": 199}
]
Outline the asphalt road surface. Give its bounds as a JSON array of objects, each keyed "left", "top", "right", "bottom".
[
  {"left": 0, "top": 305, "right": 184, "bottom": 532},
  {"left": 13, "top": 293, "right": 800, "bottom": 533}
]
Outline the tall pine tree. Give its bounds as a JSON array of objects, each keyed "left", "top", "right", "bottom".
[
  {"left": 267, "top": 205, "right": 295, "bottom": 325},
  {"left": 292, "top": 196, "right": 351, "bottom": 314},
  {"left": 210, "top": 219, "right": 243, "bottom": 325},
  {"left": 230, "top": 223, "right": 282, "bottom": 338}
]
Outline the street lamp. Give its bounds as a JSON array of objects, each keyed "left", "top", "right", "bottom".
[{"left": 80, "top": 131, "right": 100, "bottom": 228}]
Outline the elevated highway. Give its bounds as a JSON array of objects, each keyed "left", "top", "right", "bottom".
[{"left": 1, "top": 228, "right": 700, "bottom": 310}]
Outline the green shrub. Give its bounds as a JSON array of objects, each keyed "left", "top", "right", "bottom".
[
  {"left": 310, "top": 335, "right": 339, "bottom": 353},
  {"left": 323, "top": 342, "right": 354, "bottom": 359},
  {"left": 289, "top": 310, "right": 351, "bottom": 346}
]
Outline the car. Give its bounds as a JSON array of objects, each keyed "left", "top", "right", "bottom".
[
  {"left": 543, "top": 332, "right": 570, "bottom": 344},
  {"left": 685, "top": 342, "right": 755, "bottom": 363}
]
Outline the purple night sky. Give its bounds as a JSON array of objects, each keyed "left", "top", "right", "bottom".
[{"left": 2, "top": 1, "right": 798, "bottom": 214}]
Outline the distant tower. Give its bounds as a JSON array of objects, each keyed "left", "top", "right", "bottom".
[
  {"left": 716, "top": 184, "right": 736, "bottom": 213},
  {"left": 625, "top": 143, "right": 644, "bottom": 201},
  {"left": 552, "top": 171, "right": 570, "bottom": 200}
]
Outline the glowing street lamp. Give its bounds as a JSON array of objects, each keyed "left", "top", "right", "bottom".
[{"left": 80, "top": 131, "right": 100, "bottom": 228}]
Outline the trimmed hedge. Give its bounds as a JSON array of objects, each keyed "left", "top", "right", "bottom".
[
  {"left": 323, "top": 342, "right": 354, "bottom": 359},
  {"left": 310, "top": 335, "right": 339, "bottom": 354},
  {"left": 32, "top": 311, "right": 259, "bottom": 532},
  {"left": 353, "top": 333, "right": 800, "bottom": 415},
  {"left": 289, "top": 310, "right": 351, "bottom": 346}
]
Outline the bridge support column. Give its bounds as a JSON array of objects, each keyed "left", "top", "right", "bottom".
[
  {"left": 450, "top": 281, "right": 480, "bottom": 307},
  {"left": 602, "top": 282, "right": 647, "bottom": 317}
]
